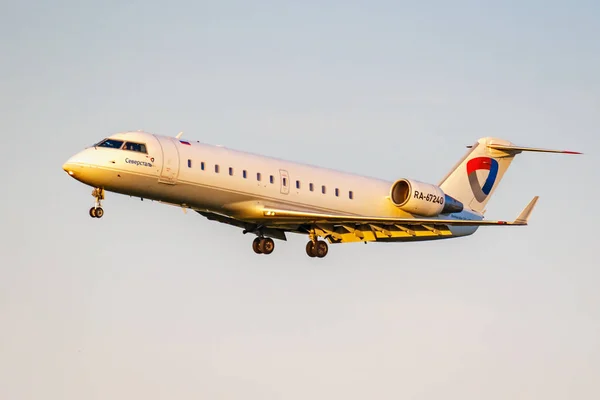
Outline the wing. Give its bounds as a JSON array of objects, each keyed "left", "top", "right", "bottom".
[
  {"left": 196, "top": 210, "right": 288, "bottom": 241},
  {"left": 261, "top": 196, "right": 539, "bottom": 227}
]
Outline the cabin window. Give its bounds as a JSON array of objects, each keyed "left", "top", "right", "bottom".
[
  {"left": 349, "top": 190, "right": 354, "bottom": 200},
  {"left": 96, "top": 139, "right": 124, "bottom": 149},
  {"left": 123, "top": 142, "right": 147, "bottom": 153},
  {"left": 296, "top": 180, "right": 301, "bottom": 189},
  {"left": 243, "top": 170, "right": 247, "bottom": 179},
  {"left": 269, "top": 175, "right": 274, "bottom": 184},
  {"left": 309, "top": 183, "right": 314, "bottom": 192},
  {"left": 215, "top": 164, "right": 220, "bottom": 173},
  {"left": 335, "top": 188, "right": 339, "bottom": 197},
  {"left": 201, "top": 162, "right": 205, "bottom": 170},
  {"left": 229, "top": 167, "right": 234, "bottom": 176},
  {"left": 322, "top": 185, "right": 326, "bottom": 194},
  {"left": 187, "top": 159, "right": 192, "bottom": 168},
  {"left": 257, "top": 172, "right": 262, "bottom": 181},
  {"left": 283, "top": 177, "right": 287, "bottom": 186}
]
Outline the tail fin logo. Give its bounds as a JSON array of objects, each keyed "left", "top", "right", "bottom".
[{"left": 467, "top": 157, "right": 499, "bottom": 202}]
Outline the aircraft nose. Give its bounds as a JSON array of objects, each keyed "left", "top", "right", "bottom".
[
  {"left": 63, "top": 164, "right": 74, "bottom": 176},
  {"left": 62, "top": 156, "right": 76, "bottom": 176},
  {"left": 62, "top": 149, "right": 98, "bottom": 185},
  {"left": 62, "top": 151, "right": 88, "bottom": 177}
]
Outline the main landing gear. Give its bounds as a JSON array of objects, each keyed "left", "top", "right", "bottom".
[
  {"left": 306, "top": 240, "right": 328, "bottom": 258},
  {"left": 305, "top": 229, "right": 328, "bottom": 258},
  {"left": 248, "top": 228, "right": 329, "bottom": 258},
  {"left": 89, "top": 188, "right": 105, "bottom": 218},
  {"left": 252, "top": 237, "right": 275, "bottom": 255},
  {"left": 250, "top": 237, "right": 329, "bottom": 258}
]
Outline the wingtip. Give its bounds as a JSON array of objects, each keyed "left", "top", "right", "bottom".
[{"left": 513, "top": 196, "right": 539, "bottom": 225}]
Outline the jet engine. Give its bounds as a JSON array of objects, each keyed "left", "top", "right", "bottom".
[{"left": 389, "top": 178, "right": 464, "bottom": 217}]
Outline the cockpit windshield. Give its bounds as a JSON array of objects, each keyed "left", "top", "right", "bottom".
[
  {"left": 96, "top": 139, "right": 124, "bottom": 149},
  {"left": 94, "top": 139, "right": 147, "bottom": 153},
  {"left": 123, "top": 142, "right": 147, "bottom": 153}
]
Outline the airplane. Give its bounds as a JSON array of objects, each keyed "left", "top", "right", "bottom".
[{"left": 62, "top": 131, "right": 580, "bottom": 258}]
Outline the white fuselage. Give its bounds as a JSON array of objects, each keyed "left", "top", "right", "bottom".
[{"left": 62, "top": 131, "right": 479, "bottom": 240}]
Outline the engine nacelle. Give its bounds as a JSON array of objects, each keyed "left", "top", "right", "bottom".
[{"left": 389, "top": 178, "right": 464, "bottom": 216}]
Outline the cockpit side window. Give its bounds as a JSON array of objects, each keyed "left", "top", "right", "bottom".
[
  {"left": 123, "top": 142, "right": 147, "bottom": 153},
  {"left": 97, "top": 139, "right": 124, "bottom": 149}
]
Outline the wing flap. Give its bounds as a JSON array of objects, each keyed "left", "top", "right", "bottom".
[{"left": 311, "top": 222, "right": 454, "bottom": 243}]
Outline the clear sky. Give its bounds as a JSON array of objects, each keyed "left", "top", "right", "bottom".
[{"left": 1, "top": 1, "right": 599, "bottom": 399}]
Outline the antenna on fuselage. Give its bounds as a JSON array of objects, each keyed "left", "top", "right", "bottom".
[{"left": 176, "top": 131, "right": 184, "bottom": 139}]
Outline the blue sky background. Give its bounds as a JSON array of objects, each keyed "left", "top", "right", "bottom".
[{"left": 1, "top": 1, "right": 599, "bottom": 399}]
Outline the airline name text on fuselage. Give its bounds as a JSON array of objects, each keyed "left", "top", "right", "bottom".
[{"left": 125, "top": 158, "right": 153, "bottom": 167}]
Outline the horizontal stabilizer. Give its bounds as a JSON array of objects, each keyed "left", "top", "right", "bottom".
[{"left": 487, "top": 143, "right": 582, "bottom": 155}]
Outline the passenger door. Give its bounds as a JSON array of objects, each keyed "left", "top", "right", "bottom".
[
  {"left": 156, "top": 136, "right": 180, "bottom": 184},
  {"left": 279, "top": 169, "right": 290, "bottom": 195}
]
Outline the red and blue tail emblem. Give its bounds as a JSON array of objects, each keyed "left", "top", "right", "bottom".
[{"left": 467, "top": 157, "right": 499, "bottom": 202}]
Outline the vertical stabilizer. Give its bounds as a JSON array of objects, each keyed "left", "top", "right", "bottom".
[
  {"left": 438, "top": 137, "right": 580, "bottom": 213},
  {"left": 439, "top": 138, "right": 520, "bottom": 213}
]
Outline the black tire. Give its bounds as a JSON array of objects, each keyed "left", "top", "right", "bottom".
[
  {"left": 316, "top": 241, "right": 328, "bottom": 258},
  {"left": 262, "top": 238, "right": 275, "bottom": 255},
  {"left": 95, "top": 207, "right": 104, "bottom": 218},
  {"left": 305, "top": 241, "right": 317, "bottom": 258},
  {"left": 89, "top": 207, "right": 97, "bottom": 218},
  {"left": 252, "top": 237, "right": 263, "bottom": 254}
]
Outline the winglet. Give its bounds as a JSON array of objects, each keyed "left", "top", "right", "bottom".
[{"left": 513, "top": 196, "right": 539, "bottom": 225}]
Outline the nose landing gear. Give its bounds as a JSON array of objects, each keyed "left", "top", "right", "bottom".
[{"left": 89, "top": 188, "right": 105, "bottom": 218}]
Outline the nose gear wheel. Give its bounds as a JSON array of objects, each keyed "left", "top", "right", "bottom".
[{"left": 89, "top": 207, "right": 104, "bottom": 218}]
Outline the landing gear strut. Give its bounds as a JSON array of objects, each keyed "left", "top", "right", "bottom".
[
  {"left": 252, "top": 237, "right": 275, "bottom": 255},
  {"left": 89, "top": 188, "right": 105, "bottom": 218}
]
